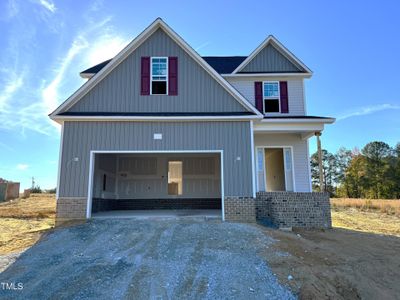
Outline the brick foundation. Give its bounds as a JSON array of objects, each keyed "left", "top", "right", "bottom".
[
  {"left": 56, "top": 197, "right": 87, "bottom": 225},
  {"left": 224, "top": 197, "right": 256, "bottom": 222},
  {"left": 256, "top": 192, "right": 332, "bottom": 229}
]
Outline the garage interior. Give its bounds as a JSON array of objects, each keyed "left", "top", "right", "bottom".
[{"left": 90, "top": 153, "right": 222, "bottom": 218}]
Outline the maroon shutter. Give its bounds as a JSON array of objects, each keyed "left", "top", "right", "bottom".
[
  {"left": 280, "top": 81, "right": 289, "bottom": 113},
  {"left": 168, "top": 57, "right": 178, "bottom": 95},
  {"left": 140, "top": 57, "right": 150, "bottom": 95},
  {"left": 254, "top": 82, "right": 263, "bottom": 113}
]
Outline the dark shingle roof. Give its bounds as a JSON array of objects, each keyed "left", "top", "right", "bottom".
[
  {"left": 80, "top": 56, "right": 247, "bottom": 76},
  {"left": 80, "top": 59, "right": 112, "bottom": 75},
  {"left": 201, "top": 56, "right": 247, "bottom": 74}
]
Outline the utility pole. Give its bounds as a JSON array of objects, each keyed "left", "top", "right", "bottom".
[{"left": 315, "top": 132, "right": 324, "bottom": 192}]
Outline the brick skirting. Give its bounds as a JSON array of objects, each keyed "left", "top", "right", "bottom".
[
  {"left": 56, "top": 197, "right": 87, "bottom": 225},
  {"left": 224, "top": 197, "right": 256, "bottom": 222},
  {"left": 56, "top": 193, "right": 331, "bottom": 229},
  {"left": 256, "top": 192, "right": 332, "bottom": 229}
]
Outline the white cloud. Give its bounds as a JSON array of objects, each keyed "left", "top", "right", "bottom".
[
  {"left": 6, "top": 0, "right": 19, "bottom": 19},
  {"left": 0, "top": 11, "right": 127, "bottom": 137},
  {"left": 337, "top": 104, "right": 400, "bottom": 121},
  {"left": 0, "top": 72, "right": 24, "bottom": 112},
  {"left": 42, "top": 35, "right": 89, "bottom": 114},
  {"left": 85, "top": 34, "right": 128, "bottom": 67},
  {"left": 195, "top": 41, "right": 210, "bottom": 52},
  {"left": 16, "top": 163, "right": 29, "bottom": 170},
  {"left": 41, "top": 17, "right": 127, "bottom": 116},
  {"left": 37, "top": 0, "right": 56, "bottom": 13}
]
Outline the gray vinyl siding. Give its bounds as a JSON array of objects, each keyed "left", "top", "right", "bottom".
[
  {"left": 241, "top": 44, "right": 302, "bottom": 73},
  {"left": 227, "top": 78, "right": 305, "bottom": 115},
  {"left": 68, "top": 28, "right": 247, "bottom": 113},
  {"left": 59, "top": 121, "right": 253, "bottom": 198},
  {"left": 254, "top": 133, "right": 311, "bottom": 192}
]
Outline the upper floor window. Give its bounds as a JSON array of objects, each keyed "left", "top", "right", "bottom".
[
  {"left": 263, "top": 81, "right": 280, "bottom": 113},
  {"left": 151, "top": 57, "right": 168, "bottom": 95}
]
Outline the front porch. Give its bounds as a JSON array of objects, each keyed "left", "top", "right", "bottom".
[{"left": 224, "top": 192, "right": 331, "bottom": 229}]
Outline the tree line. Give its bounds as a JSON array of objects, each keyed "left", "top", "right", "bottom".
[{"left": 311, "top": 141, "right": 400, "bottom": 199}]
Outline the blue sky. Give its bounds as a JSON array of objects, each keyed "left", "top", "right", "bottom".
[{"left": 0, "top": 0, "right": 399, "bottom": 189}]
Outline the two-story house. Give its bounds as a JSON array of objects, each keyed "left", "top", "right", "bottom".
[{"left": 50, "top": 18, "right": 334, "bottom": 227}]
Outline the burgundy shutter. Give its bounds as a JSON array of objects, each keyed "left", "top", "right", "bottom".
[
  {"left": 168, "top": 57, "right": 178, "bottom": 95},
  {"left": 280, "top": 81, "right": 289, "bottom": 113},
  {"left": 140, "top": 57, "right": 150, "bottom": 95},
  {"left": 254, "top": 82, "right": 263, "bottom": 113}
]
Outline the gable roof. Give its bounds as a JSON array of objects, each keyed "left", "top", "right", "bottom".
[
  {"left": 50, "top": 18, "right": 262, "bottom": 119},
  {"left": 232, "top": 35, "right": 312, "bottom": 75},
  {"left": 80, "top": 59, "right": 111, "bottom": 78}
]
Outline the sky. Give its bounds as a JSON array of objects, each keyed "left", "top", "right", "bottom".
[{"left": 0, "top": 0, "right": 399, "bottom": 190}]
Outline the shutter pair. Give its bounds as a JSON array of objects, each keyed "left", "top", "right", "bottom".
[
  {"left": 255, "top": 81, "right": 289, "bottom": 113},
  {"left": 140, "top": 57, "right": 178, "bottom": 95}
]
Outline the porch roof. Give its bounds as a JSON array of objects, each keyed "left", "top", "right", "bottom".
[{"left": 254, "top": 115, "right": 335, "bottom": 139}]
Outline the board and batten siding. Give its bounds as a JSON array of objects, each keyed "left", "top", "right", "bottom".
[
  {"left": 227, "top": 78, "right": 305, "bottom": 115},
  {"left": 240, "top": 44, "right": 302, "bottom": 73},
  {"left": 254, "top": 133, "right": 311, "bottom": 192},
  {"left": 68, "top": 28, "right": 247, "bottom": 113},
  {"left": 59, "top": 121, "right": 253, "bottom": 198}
]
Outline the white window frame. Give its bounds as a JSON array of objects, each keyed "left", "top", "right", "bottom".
[
  {"left": 150, "top": 56, "right": 168, "bottom": 95},
  {"left": 263, "top": 81, "right": 280, "bottom": 114}
]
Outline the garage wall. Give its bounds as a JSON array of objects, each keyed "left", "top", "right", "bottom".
[
  {"left": 59, "top": 121, "right": 253, "bottom": 198},
  {"left": 111, "top": 154, "right": 220, "bottom": 199}
]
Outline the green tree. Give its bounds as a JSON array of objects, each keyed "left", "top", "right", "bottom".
[
  {"left": 342, "top": 154, "right": 367, "bottom": 198},
  {"left": 310, "top": 149, "right": 338, "bottom": 195},
  {"left": 361, "top": 141, "right": 393, "bottom": 198}
]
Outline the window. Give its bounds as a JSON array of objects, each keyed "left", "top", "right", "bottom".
[
  {"left": 151, "top": 57, "right": 168, "bottom": 95},
  {"left": 263, "top": 81, "right": 280, "bottom": 113}
]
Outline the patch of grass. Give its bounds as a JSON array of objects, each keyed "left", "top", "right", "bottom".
[
  {"left": 331, "top": 207, "right": 400, "bottom": 237},
  {"left": 331, "top": 198, "right": 400, "bottom": 216}
]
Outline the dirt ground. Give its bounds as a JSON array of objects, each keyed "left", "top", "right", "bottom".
[
  {"left": 1, "top": 195, "right": 400, "bottom": 299},
  {"left": 0, "top": 194, "right": 55, "bottom": 254},
  {"left": 262, "top": 227, "right": 400, "bottom": 299}
]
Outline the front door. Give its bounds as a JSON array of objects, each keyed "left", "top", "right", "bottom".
[{"left": 256, "top": 147, "right": 294, "bottom": 192}]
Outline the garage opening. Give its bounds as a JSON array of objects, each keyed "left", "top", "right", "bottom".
[{"left": 88, "top": 152, "right": 223, "bottom": 218}]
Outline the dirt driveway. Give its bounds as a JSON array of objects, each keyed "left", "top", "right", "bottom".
[{"left": 0, "top": 219, "right": 294, "bottom": 299}]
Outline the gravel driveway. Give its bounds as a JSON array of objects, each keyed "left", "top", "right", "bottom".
[{"left": 0, "top": 219, "right": 295, "bottom": 299}]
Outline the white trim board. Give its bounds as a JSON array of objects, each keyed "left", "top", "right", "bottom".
[
  {"left": 51, "top": 114, "right": 261, "bottom": 123},
  {"left": 55, "top": 122, "right": 64, "bottom": 200},
  {"left": 49, "top": 18, "right": 262, "bottom": 119},
  {"left": 250, "top": 121, "right": 256, "bottom": 198},
  {"left": 86, "top": 150, "right": 225, "bottom": 221},
  {"left": 232, "top": 35, "right": 313, "bottom": 75},
  {"left": 222, "top": 73, "right": 312, "bottom": 79}
]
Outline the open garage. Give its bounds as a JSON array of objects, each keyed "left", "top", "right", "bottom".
[{"left": 87, "top": 151, "right": 223, "bottom": 218}]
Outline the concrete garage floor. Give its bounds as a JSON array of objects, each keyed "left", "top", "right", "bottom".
[
  {"left": 92, "top": 209, "right": 221, "bottom": 220},
  {"left": 0, "top": 219, "right": 294, "bottom": 299}
]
